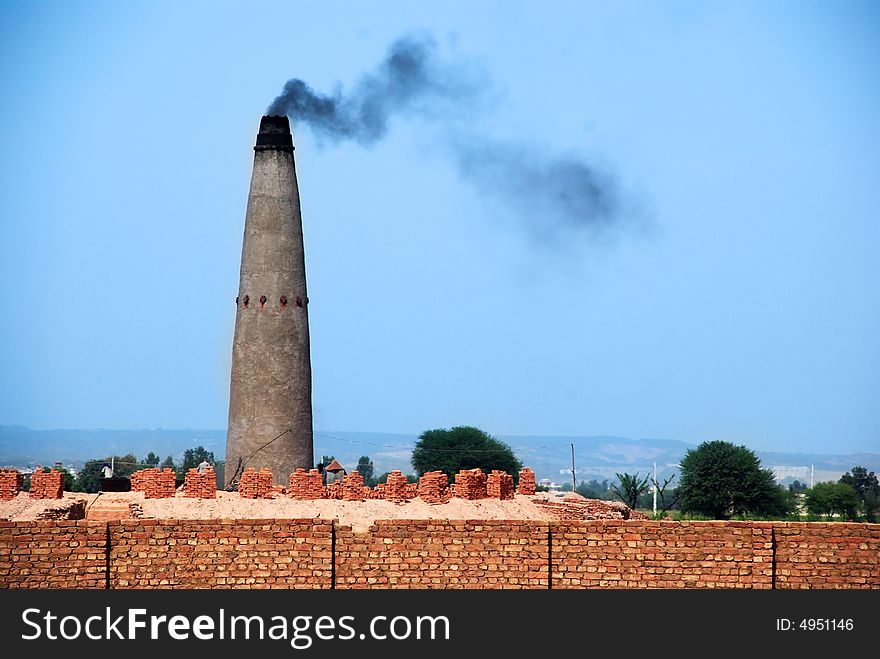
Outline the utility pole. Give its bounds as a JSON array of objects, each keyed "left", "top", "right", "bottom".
[
  {"left": 571, "top": 444, "right": 577, "bottom": 492},
  {"left": 810, "top": 464, "right": 814, "bottom": 489},
  {"left": 652, "top": 461, "right": 657, "bottom": 516}
]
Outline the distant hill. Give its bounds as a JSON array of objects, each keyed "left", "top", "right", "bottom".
[{"left": 1, "top": 425, "right": 876, "bottom": 485}]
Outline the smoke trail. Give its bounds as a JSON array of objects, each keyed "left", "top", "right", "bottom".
[
  {"left": 267, "top": 35, "right": 482, "bottom": 145},
  {"left": 452, "top": 138, "right": 624, "bottom": 240},
  {"left": 269, "top": 35, "right": 637, "bottom": 239}
]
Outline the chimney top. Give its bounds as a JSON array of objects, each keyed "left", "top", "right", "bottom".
[{"left": 255, "top": 115, "right": 293, "bottom": 151}]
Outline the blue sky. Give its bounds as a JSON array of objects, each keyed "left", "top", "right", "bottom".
[{"left": 1, "top": 0, "right": 878, "bottom": 454}]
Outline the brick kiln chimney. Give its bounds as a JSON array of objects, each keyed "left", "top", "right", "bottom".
[{"left": 225, "top": 115, "right": 313, "bottom": 486}]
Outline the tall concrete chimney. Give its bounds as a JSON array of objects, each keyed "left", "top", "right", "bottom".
[{"left": 225, "top": 115, "right": 313, "bottom": 486}]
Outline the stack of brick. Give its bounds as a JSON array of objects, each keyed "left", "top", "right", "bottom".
[
  {"left": 487, "top": 470, "right": 515, "bottom": 500},
  {"left": 517, "top": 468, "right": 536, "bottom": 495},
  {"left": 288, "top": 468, "right": 325, "bottom": 500},
  {"left": 0, "top": 468, "right": 22, "bottom": 500},
  {"left": 29, "top": 469, "right": 64, "bottom": 499},
  {"left": 324, "top": 482, "right": 343, "bottom": 499},
  {"left": 418, "top": 471, "right": 450, "bottom": 504},
  {"left": 342, "top": 471, "right": 365, "bottom": 501},
  {"left": 383, "top": 471, "right": 410, "bottom": 503},
  {"left": 453, "top": 469, "right": 487, "bottom": 500},
  {"left": 183, "top": 468, "right": 216, "bottom": 498},
  {"left": 130, "top": 468, "right": 177, "bottom": 499},
  {"left": 404, "top": 482, "right": 418, "bottom": 499},
  {"left": 238, "top": 468, "right": 273, "bottom": 499},
  {"left": 365, "top": 484, "right": 385, "bottom": 499},
  {"left": 532, "top": 497, "right": 648, "bottom": 520}
]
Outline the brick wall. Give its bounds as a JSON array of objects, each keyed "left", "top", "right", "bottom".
[
  {"left": 335, "top": 520, "right": 550, "bottom": 589},
  {"left": 551, "top": 520, "right": 774, "bottom": 589},
  {"left": 109, "top": 519, "right": 333, "bottom": 589},
  {"left": 1, "top": 519, "right": 876, "bottom": 589},
  {"left": 774, "top": 522, "right": 880, "bottom": 589},
  {"left": 0, "top": 520, "right": 106, "bottom": 589}
]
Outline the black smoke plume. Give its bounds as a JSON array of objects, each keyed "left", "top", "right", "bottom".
[
  {"left": 268, "top": 35, "right": 636, "bottom": 240},
  {"left": 267, "top": 36, "right": 481, "bottom": 145}
]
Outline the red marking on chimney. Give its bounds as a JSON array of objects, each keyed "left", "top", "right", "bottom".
[
  {"left": 259, "top": 295, "right": 267, "bottom": 308},
  {"left": 280, "top": 295, "right": 288, "bottom": 308},
  {"left": 242, "top": 295, "right": 250, "bottom": 307},
  {"left": 295, "top": 295, "right": 303, "bottom": 308}
]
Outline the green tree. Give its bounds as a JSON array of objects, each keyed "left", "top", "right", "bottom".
[
  {"left": 788, "top": 480, "right": 808, "bottom": 493},
  {"left": 74, "top": 454, "right": 139, "bottom": 493},
  {"left": 611, "top": 472, "right": 651, "bottom": 510},
  {"left": 411, "top": 426, "right": 522, "bottom": 480},
  {"left": 111, "top": 454, "right": 139, "bottom": 479},
  {"left": 161, "top": 455, "right": 175, "bottom": 471},
  {"left": 576, "top": 479, "right": 613, "bottom": 500},
  {"left": 678, "top": 440, "right": 789, "bottom": 519},
  {"left": 180, "top": 447, "right": 215, "bottom": 476},
  {"left": 839, "top": 466, "right": 879, "bottom": 521},
  {"left": 320, "top": 455, "right": 336, "bottom": 467},
  {"left": 74, "top": 461, "right": 105, "bottom": 493},
  {"left": 357, "top": 456, "right": 375, "bottom": 486},
  {"left": 805, "top": 482, "right": 860, "bottom": 520},
  {"left": 143, "top": 452, "right": 160, "bottom": 467}
]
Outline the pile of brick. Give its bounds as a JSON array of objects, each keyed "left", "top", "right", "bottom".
[
  {"left": 130, "top": 468, "right": 177, "bottom": 498},
  {"left": 418, "top": 471, "right": 450, "bottom": 504},
  {"left": 517, "top": 468, "right": 536, "bottom": 495},
  {"left": 453, "top": 469, "right": 487, "bottom": 500},
  {"left": 383, "top": 471, "right": 410, "bottom": 503},
  {"left": 36, "top": 499, "right": 85, "bottom": 520},
  {"left": 29, "top": 469, "right": 64, "bottom": 499},
  {"left": 288, "top": 468, "right": 324, "bottom": 500},
  {"left": 183, "top": 468, "right": 216, "bottom": 498},
  {"left": 342, "top": 471, "right": 365, "bottom": 501},
  {"left": 0, "top": 468, "right": 22, "bottom": 500},
  {"left": 532, "top": 496, "right": 649, "bottom": 520},
  {"left": 365, "top": 484, "right": 385, "bottom": 499},
  {"left": 487, "top": 470, "right": 515, "bottom": 500},
  {"left": 324, "top": 482, "right": 343, "bottom": 499},
  {"left": 238, "top": 468, "right": 273, "bottom": 499}
]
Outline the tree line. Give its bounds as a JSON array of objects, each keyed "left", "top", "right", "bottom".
[{"left": 605, "top": 441, "right": 878, "bottom": 522}]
